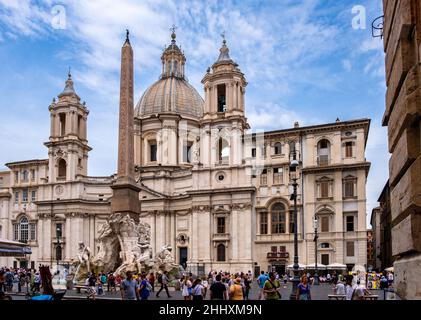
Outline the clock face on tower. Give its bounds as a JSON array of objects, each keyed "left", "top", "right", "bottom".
[{"left": 55, "top": 185, "right": 64, "bottom": 195}]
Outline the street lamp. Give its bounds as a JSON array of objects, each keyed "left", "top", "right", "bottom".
[
  {"left": 289, "top": 150, "right": 301, "bottom": 300},
  {"left": 56, "top": 226, "right": 62, "bottom": 274},
  {"left": 313, "top": 216, "right": 320, "bottom": 285}
]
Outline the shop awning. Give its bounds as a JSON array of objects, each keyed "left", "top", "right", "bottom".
[
  {"left": 0, "top": 239, "right": 32, "bottom": 257},
  {"left": 326, "top": 263, "right": 347, "bottom": 270}
]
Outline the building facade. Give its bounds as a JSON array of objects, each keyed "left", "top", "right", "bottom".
[
  {"left": 382, "top": 0, "right": 421, "bottom": 299},
  {"left": 0, "top": 31, "right": 370, "bottom": 275}
]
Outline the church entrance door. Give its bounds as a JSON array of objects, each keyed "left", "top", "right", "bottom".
[{"left": 179, "top": 247, "right": 188, "bottom": 270}]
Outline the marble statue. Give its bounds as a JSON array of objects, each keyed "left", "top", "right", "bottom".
[
  {"left": 77, "top": 242, "right": 91, "bottom": 271},
  {"left": 154, "top": 245, "right": 178, "bottom": 272}
]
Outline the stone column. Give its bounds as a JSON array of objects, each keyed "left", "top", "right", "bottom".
[{"left": 65, "top": 215, "right": 71, "bottom": 260}]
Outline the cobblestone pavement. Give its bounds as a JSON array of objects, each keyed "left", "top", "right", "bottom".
[{"left": 7, "top": 281, "right": 387, "bottom": 300}]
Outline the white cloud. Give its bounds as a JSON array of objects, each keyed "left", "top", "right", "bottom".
[{"left": 342, "top": 59, "right": 352, "bottom": 71}]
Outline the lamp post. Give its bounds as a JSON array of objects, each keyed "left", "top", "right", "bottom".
[
  {"left": 56, "top": 227, "right": 61, "bottom": 275},
  {"left": 313, "top": 216, "right": 320, "bottom": 285},
  {"left": 289, "top": 150, "right": 300, "bottom": 300}
]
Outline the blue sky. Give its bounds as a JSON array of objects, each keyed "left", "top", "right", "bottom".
[{"left": 0, "top": 0, "right": 387, "bottom": 224}]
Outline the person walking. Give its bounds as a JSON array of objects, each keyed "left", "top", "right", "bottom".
[
  {"left": 148, "top": 272, "right": 155, "bottom": 292},
  {"left": 192, "top": 278, "right": 205, "bottom": 301},
  {"left": 296, "top": 275, "right": 311, "bottom": 300},
  {"left": 181, "top": 275, "right": 192, "bottom": 301},
  {"left": 229, "top": 277, "right": 244, "bottom": 300},
  {"left": 33, "top": 272, "right": 41, "bottom": 293},
  {"left": 263, "top": 272, "right": 281, "bottom": 300},
  {"left": 120, "top": 271, "right": 139, "bottom": 300},
  {"left": 156, "top": 271, "right": 171, "bottom": 298},
  {"left": 244, "top": 274, "right": 251, "bottom": 300},
  {"left": 209, "top": 274, "right": 226, "bottom": 300},
  {"left": 256, "top": 271, "right": 269, "bottom": 300},
  {"left": 202, "top": 276, "right": 209, "bottom": 299},
  {"left": 107, "top": 273, "right": 116, "bottom": 292},
  {"left": 345, "top": 275, "right": 355, "bottom": 300},
  {"left": 139, "top": 273, "right": 152, "bottom": 300}
]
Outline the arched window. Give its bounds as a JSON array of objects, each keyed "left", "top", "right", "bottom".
[
  {"left": 217, "top": 138, "right": 229, "bottom": 164},
  {"left": 19, "top": 216, "right": 29, "bottom": 243},
  {"left": 58, "top": 159, "right": 67, "bottom": 179},
  {"left": 22, "top": 170, "right": 29, "bottom": 182},
  {"left": 317, "top": 139, "right": 331, "bottom": 166},
  {"left": 274, "top": 142, "right": 282, "bottom": 155},
  {"left": 217, "top": 244, "right": 226, "bottom": 261},
  {"left": 271, "top": 202, "right": 286, "bottom": 234}
]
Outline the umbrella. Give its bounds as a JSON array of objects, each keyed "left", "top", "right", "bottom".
[
  {"left": 326, "top": 263, "right": 347, "bottom": 270},
  {"left": 385, "top": 267, "right": 394, "bottom": 272},
  {"left": 352, "top": 264, "right": 366, "bottom": 273},
  {"left": 286, "top": 263, "right": 306, "bottom": 270},
  {"left": 305, "top": 263, "right": 327, "bottom": 269}
]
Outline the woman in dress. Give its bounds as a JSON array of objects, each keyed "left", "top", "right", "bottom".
[
  {"left": 296, "top": 275, "right": 311, "bottom": 300},
  {"left": 181, "top": 275, "right": 192, "bottom": 301}
]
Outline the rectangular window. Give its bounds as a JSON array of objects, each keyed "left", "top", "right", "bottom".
[
  {"left": 260, "top": 169, "right": 267, "bottom": 185},
  {"left": 321, "top": 216, "right": 329, "bottom": 232},
  {"left": 260, "top": 212, "right": 268, "bottom": 234},
  {"left": 320, "top": 181, "right": 329, "bottom": 198},
  {"left": 150, "top": 142, "right": 157, "bottom": 162},
  {"left": 59, "top": 113, "right": 66, "bottom": 136},
  {"left": 273, "top": 168, "right": 283, "bottom": 184},
  {"left": 274, "top": 143, "right": 282, "bottom": 155},
  {"left": 183, "top": 142, "right": 192, "bottom": 163},
  {"left": 260, "top": 145, "right": 266, "bottom": 158},
  {"left": 217, "top": 84, "right": 226, "bottom": 112},
  {"left": 251, "top": 148, "right": 256, "bottom": 158},
  {"left": 271, "top": 246, "right": 277, "bottom": 253},
  {"left": 30, "top": 223, "right": 36, "bottom": 240},
  {"left": 272, "top": 212, "right": 286, "bottom": 234},
  {"left": 346, "top": 216, "right": 355, "bottom": 232},
  {"left": 289, "top": 211, "right": 294, "bottom": 233},
  {"left": 345, "top": 142, "right": 353, "bottom": 158},
  {"left": 217, "top": 217, "right": 225, "bottom": 234},
  {"left": 14, "top": 171, "right": 19, "bottom": 183},
  {"left": 22, "top": 170, "right": 28, "bottom": 182},
  {"left": 31, "top": 169, "right": 35, "bottom": 181},
  {"left": 318, "top": 155, "right": 329, "bottom": 166},
  {"left": 15, "top": 191, "right": 19, "bottom": 204},
  {"left": 31, "top": 190, "right": 36, "bottom": 202},
  {"left": 321, "top": 254, "right": 329, "bottom": 265},
  {"left": 13, "top": 224, "right": 18, "bottom": 241},
  {"left": 344, "top": 180, "right": 355, "bottom": 197},
  {"left": 22, "top": 189, "right": 28, "bottom": 202},
  {"left": 56, "top": 223, "right": 63, "bottom": 238},
  {"left": 346, "top": 241, "right": 355, "bottom": 256}
]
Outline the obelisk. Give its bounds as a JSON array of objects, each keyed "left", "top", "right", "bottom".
[{"left": 111, "top": 30, "right": 141, "bottom": 220}]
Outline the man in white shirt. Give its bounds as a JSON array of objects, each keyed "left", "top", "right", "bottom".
[{"left": 334, "top": 280, "right": 346, "bottom": 295}]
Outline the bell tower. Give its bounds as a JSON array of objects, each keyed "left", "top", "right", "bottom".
[
  {"left": 202, "top": 37, "right": 248, "bottom": 119},
  {"left": 200, "top": 37, "right": 249, "bottom": 168},
  {"left": 45, "top": 71, "right": 91, "bottom": 183}
]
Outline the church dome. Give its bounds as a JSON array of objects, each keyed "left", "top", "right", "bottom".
[
  {"left": 135, "top": 77, "right": 204, "bottom": 118},
  {"left": 134, "top": 29, "right": 204, "bottom": 119}
]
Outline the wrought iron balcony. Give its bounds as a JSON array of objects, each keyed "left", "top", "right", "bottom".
[{"left": 267, "top": 251, "right": 290, "bottom": 261}]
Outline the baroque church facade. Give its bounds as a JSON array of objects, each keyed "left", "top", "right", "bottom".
[{"left": 0, "top": 31, "right": 370, "bottom": 275}]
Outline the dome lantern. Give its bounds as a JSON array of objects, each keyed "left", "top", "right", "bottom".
[{"left": 161, "top": 25, "right": 186, "bottom": 79}]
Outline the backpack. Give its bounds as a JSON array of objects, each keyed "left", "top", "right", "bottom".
[
  {"left": 146, "top": 281, "right": 153, "bottom": 292},
  {"left": 158, "top": 274, "right": 163, "bottom": 284}
]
